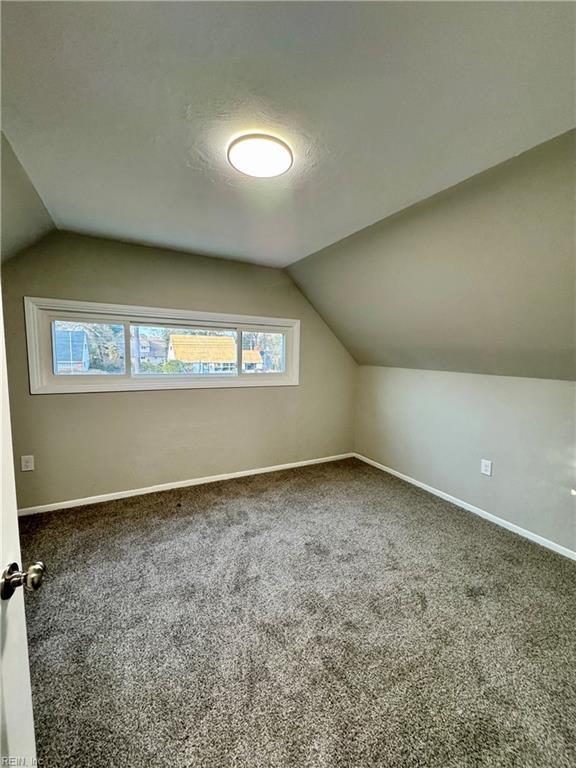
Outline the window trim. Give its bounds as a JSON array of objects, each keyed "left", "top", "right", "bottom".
[{"left": 24, "top": 297, "right": 300, "bottom": 394}]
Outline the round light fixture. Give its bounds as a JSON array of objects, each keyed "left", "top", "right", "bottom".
[{"left": 227, "top": 134, "right": 293, "bottom": 178}]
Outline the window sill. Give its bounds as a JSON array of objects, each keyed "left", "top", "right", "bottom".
[{"left": 30, "top": 374, "right": 299, "bottom": 395}]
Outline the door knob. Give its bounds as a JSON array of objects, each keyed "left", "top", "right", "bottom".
[{"left": 1, "top": 561, "right": 46, "bottom": 600}]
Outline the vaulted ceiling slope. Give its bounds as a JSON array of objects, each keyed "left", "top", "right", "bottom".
[
  {"left": 288, "top": 132, "right": 576, "bottom": 382},
  {"left": 1, "top": 134, "right": 54, "bottom": 262},
  {"left": 2, "top": 2, "right": 574, "bottom": 267}
]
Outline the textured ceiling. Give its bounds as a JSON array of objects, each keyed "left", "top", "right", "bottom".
[{"left": 2, "top": 2, "right": 574, "bottom": 267}]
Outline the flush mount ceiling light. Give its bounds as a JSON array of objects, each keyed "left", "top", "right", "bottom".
[{"left": 227, "top": 134, "right": 293, "bottom": 178}]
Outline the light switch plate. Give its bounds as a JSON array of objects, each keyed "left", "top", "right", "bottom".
[{"left": 480, "top": 459, "right": 492, "bottom": 477}]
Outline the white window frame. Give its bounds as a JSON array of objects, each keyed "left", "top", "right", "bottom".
[{"left": 24, "top": 297, "right": 300, "bottom": 394}]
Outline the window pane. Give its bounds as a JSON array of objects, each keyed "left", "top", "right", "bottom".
[
  {"left": 241, "top": 331, "right": 285, "bottom": 374},
  {"left": 52, "top": 320, "right": 125, "bottom": 375},
  {"left": 131, "top": 325, "right": 238, "bottom": 375}
]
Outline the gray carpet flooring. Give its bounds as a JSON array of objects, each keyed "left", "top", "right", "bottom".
[{"left": 19, "top": 458, "right": 576, "bottom": 768}]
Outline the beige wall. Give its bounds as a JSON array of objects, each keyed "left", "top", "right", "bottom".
[
  {"left": 355, "top": 367, "right": 575, "bottom": 552},
  {"left": 2, "top": 232, "right": 356, "bottom": 508},
  {"left": 287, "top": 131, "right": 575, "bottom": 554},
  {"left": 289, "top": 131, "right": 575, "bottom": 381},
  {"left": 1, "top": 133, "right": 54, "bottom": 262}
]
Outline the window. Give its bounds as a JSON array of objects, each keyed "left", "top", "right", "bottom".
[
  {"left": 25, "top": 297, "right": 299, "bottom": 394},
  {"left": 52, "top": 320, "right": 126, "bottom": 375},
  {"left": 241, "top": 331, "right": 285, "bottom": 374},
  {"left": 130, "top": 325, "right": 238, "bottom": 376}
]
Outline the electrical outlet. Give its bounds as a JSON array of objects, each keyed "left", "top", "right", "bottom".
[
  {"left": 480, "top": 459, "right": 492, "bottom": 477},
  {"left": 21, "top": 455, "right": 35, "bottom": 472}
]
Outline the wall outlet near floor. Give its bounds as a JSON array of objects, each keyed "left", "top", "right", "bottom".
[
  {"left": 480, "top": 459, "right": 493, "bottom": 477},
  {"left": 21, "top": 455, "right": 35, "bottom": 472}
]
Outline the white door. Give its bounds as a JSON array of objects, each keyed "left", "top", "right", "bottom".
[{"left": 0, "top": 284, "right": 37, "bottom": 763}]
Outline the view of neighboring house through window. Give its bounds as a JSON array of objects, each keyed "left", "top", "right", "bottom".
[
  {"left": 131, "top": 325, "right": 238, "bottom": 375},
  {"left": 241, "top": 331, "right": 285, "bottom": 373},
  {"left": 27, "top": 298, "right": 299, "bottom": 393},
  {"left": 130, "top": 326, "right": 286, "bottom": 376},
  {"left": 52, "top": 320, "right": 125, "bottom": 375}
]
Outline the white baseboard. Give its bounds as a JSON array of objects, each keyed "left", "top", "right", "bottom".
[
  {"left": 17, "top": 453, "right": 355, "bottom": 517},
  {"left": 353, "top": 453, "right": 576, "bottom": 562},
  {"left": 18, "top": 451, "right": 576, "bottom": 562}
]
